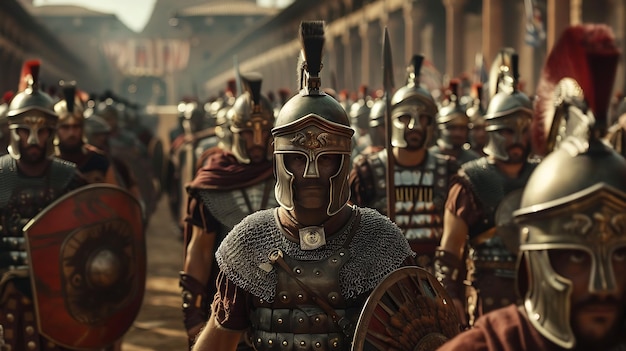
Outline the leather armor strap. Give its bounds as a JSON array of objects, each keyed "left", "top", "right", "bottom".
[
  {"left": 433, "top": 248, "right": 466, "bottom": 300},
  {"left": 271, "top": 253, "right": 354, "bottom": 337},
  {"left": 179, "top": 272, "right": 209, "bottom": 330},
  {"left": 270, "top": 209, "right": 361, "bottom": 338}
]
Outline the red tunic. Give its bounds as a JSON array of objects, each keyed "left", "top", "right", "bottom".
[{"left": 437, "top": 305, "right": 562, "bottom": 351}]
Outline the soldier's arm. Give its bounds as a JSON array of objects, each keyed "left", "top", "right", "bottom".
[
  {"left": 104, "top": 165, "right": 119, "bottom": 186},
  {"left": 192, "top": 313, "right": 242, "bottom": 351},
  {"left": 181, "top": 224, "right": 216, "bottom": 340},
  {"left": 193, "top": 271, "right": 250, "bottom": 351},
  {"left": 435, "top": 182, "right": 471, "bottom": 326},
  {"left": 439, "top": 208, "right": 468, "bottom": 258}
]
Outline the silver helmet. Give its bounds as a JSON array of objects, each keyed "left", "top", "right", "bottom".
[
  {"left": 229, "top": 72, "right": 274, "bottom": 164},
  {"left": 272, "top": 21, "right": 353, "bottom": 216},
  {"left": 435, "top": 79, "right": 470, "bottom": 149},
  {"left": 483, "top": 50, "right": 533, "bottom": 161},
  {"left": 389, "top": 55, "right": 438, "bottom": 149},
  {"left": 6, "top": 60, "right": 58, "bottom": 160},
  {"left": 514, "top": 24, "right": 624, "bottom": 349}
]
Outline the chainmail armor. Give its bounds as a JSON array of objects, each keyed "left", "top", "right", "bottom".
[
  {"left": 0, "top": 155, "right": 77, "bottom": 274},
  {"left": 215, "top": 207, "right": 413, "bottom": 303}
]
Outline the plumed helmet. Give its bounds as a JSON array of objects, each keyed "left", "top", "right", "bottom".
[
  {"left": 54, "top": 81, "right": 85, "bottom": 126},
  {"left": 230, "top": 72, "right": 275, "bottom": 164},
  {"left": 436, "top": 79, "right": 469, "bottom": 148},
  {"left": 7, "top": 60, "right": 58, "bottom": 160},
  {"left": 483, "top": 50, "right": 533, "bottom": 160},
  {"left": 389, "top": 55, "right": 438, "bottom": 148},
  {"left": 466, "top": 83, "right": 486, "bottom": 125},
  {"left": 514, "top": 24, "right": 624, "bottom": 349},
  {"left": 273, "top": 20, "right": 354, "bottom": 216}
]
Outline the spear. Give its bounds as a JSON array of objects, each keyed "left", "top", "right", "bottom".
[
  {"left": 234, "top": 55, "right": 243, "bottom": 96},
  {"left": 382, "top": 27, "right": 396, "bottom": 222}
]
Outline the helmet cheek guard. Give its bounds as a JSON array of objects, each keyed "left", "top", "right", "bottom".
[{"left": 513, "top": 24, "right": 624, "bottom": 349}]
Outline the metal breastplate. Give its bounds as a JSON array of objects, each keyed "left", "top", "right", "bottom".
[
  {"left": 0, "top": 156, "right": 76, "bottom": 272},
  {"left": 250, "top": 249, "right": 363, "bottom": 351},
  {"left": 461, "top": 158, "right": 537, "bottom": 312},
  {"left": 197, "top": 178, "right": 278, "bottom": 237},
  {"left": 462, "top": 158, "right": 537, "bottom": 238},
  {"left": 368, "top": 150, "right": 449, "bottom": 245}
]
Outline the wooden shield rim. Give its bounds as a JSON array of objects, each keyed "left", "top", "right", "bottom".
[{"left": 351, "top": 266, "right": 459, "bottom": 351}]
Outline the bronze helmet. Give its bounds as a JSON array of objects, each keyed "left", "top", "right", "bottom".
[
  {"left": 272, "top": 20, "right": 353, "bottom": 216},
  {"left": 389, "top": 55, "right": 438, "bottom": 149},
  {"left": 514, "top": 24, "right": 625, "bottom": 349},
  {"left": 483, "top": 50, "right": 532, "bottom": 161},
  {"left": 7, "top": 60, "right": 58, "bottom": 160},
  {"left": 229, "top": 72, "right": 274, "bottom": 164}
]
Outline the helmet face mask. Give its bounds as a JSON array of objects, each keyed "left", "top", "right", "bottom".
[
  {"left": 230, "top": 92, "right": 274, "bottom": 164},
  {"left": 273, "top": 112, "right": 353, "bottom": 216},
  {"left": 279, "top": 151, "right": 344, "bottom": 211},
  {"left": 390, "top": 100, "right": 434, "bottom": 150},
  {"left": 437, "top": 112, "right": 470, "bottom": 149},
  {"left": 9, "top": 111, "right": 56, "bottom": 161},
  {"left": 484, "top": 111, "right": 532, "bottom": 162},
  {"left": 516, "top": 184, "right": 626, "bottom": 349},
  {"left": 54, "top": 96, "right": 86, "bottom": 152}
]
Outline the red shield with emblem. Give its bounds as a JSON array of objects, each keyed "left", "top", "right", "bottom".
[
  {"left": 23, "top": 184, "right": 146, "bottom": 350},
  {"left": 351, "top": 266, "right": 462, "bottom": 351}
]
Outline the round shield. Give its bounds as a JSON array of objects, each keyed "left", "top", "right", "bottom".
[
  {"left": 23, "top": 184, "right": 146, "bottom": 350},
  {"left": 351, "top": 266, "right": 461, "bottom": 351},
  {"left": 494, "top": 189, "right": 524, "bottom": 255}
]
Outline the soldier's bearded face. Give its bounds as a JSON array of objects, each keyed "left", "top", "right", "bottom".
[
  {"left": 57, "top": 122, "right": 83, "bottom": 152},
  {"left": 283, "top": 153, "right": 342, "bottom": 210},
  {"left": 241, "top": 129, "right": 271, "bottom": 164},
  {"left": 442, "top": 121, "right": 469, "bottom": 148},
  {"left": 498, "top": 127, "right": 530, "bottom": 164},
  {"left": 398, "top": 114, "right": 430, "bottom": 150},
  {"left": 17, "top": 127, "right": 50, "bottom": 164},
  {"left": 549, "top": 248, "right": 626, "bottom": 347}
]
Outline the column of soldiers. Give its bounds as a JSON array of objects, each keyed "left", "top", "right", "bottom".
[
  {"left": 0, "top": 59, "right": 150, "bottom": 350},
  {"left": 180, "top": 20, "right": 626, "bottom": 351}
]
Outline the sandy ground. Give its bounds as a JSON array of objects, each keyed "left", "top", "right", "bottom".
[{"left": 121, "top": 196, "right": 189, "bottom": 351}]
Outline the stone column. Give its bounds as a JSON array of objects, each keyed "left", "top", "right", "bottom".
[
  {"left": 359, "top": 22, "right": 371, "bottom": 86},
  {"left": 334, "top": 35, "right": 345, "bottom": 90},
  {"left": 546, "top": 0, "right": 571, "bottom": 52},
  {"left": 385, "top": 11, "right": 405, "bottom": 88},
  {"left": 403, "top": 0, "right": 426, "bottom": 63},
  {"left": 342, "top": 28, "right": 354, "bottom": 92},
  {"left": 368, "top": 23, "right": 383, "bottom": 90},
  {"left": 443, "top": 0, "right": 467, "bottom": 78},
  {"left": 482, "top": 0, "right": 503, "bottom": 67}
]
